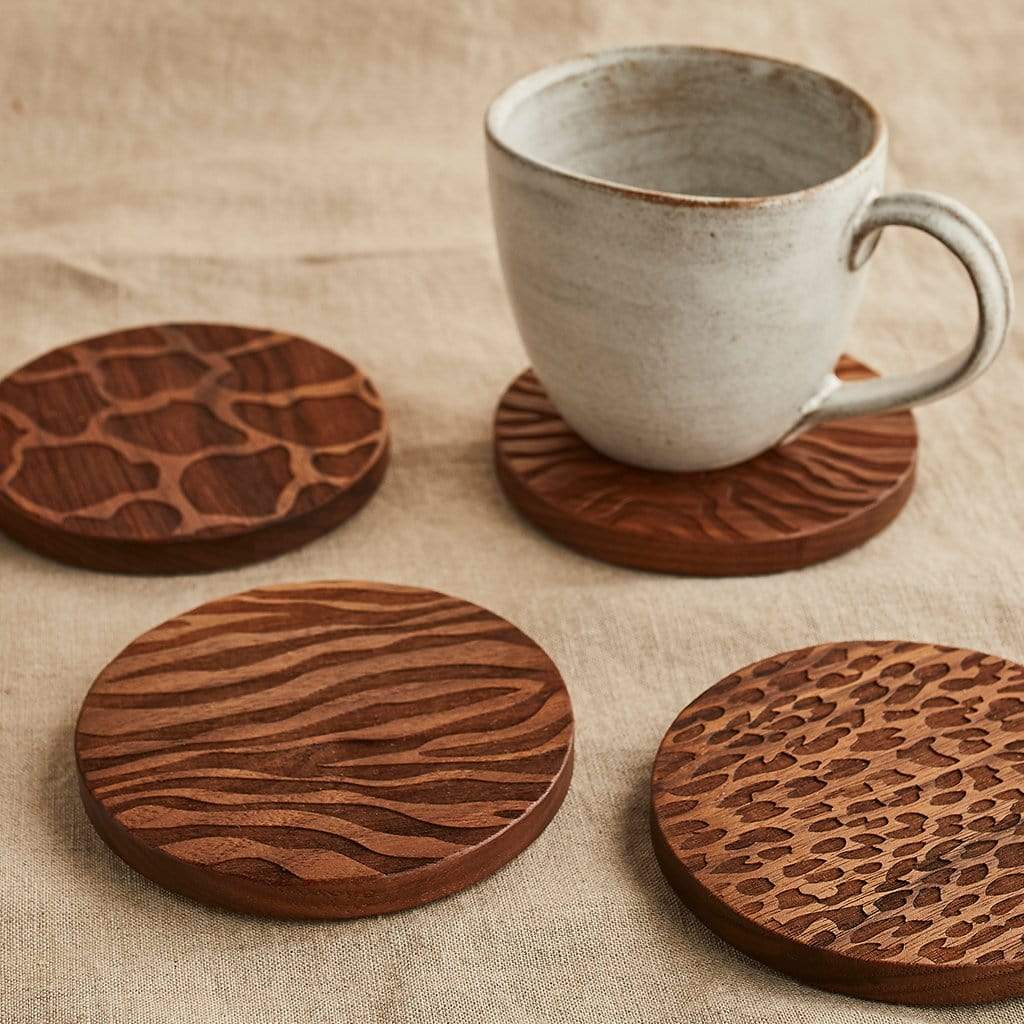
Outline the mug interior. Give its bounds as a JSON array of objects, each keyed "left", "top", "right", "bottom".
[{"left": 488, "top": 47, "right": 881, "bottom": 200}]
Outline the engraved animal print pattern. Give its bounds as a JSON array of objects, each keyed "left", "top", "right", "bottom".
[
  {"left": 495, "top": 358, "right": 916, "bottom": 545},
  {"left": 652, "top": 641, "right": 1024, "bottom": 968},
  {"left": 0, "top": 324, "right": 387, "bottom": 540},
  {"left": 77, "top": 582, "right": 574, "bottom": 889}
]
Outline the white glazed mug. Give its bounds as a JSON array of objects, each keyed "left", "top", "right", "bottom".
[{"left": 486, "top": 46, "right": 1013, "bottom": 472}]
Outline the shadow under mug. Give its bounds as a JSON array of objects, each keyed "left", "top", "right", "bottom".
[{"left": 486, "top": 45, "right": 1013, "bottom": 472}]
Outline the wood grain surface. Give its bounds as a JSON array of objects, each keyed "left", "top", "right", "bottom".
[
  {"left": 0, "top": 323, "right": 388, "bottom": 572},
  {"left": 494, "top": 357, "right": 917, "bottom": 575},
  {"left": 651, "top": 641, "right": 1024, "bottom": 1004},
  {"left": 75, "top": 581, "right": 574, "bottom": 918}
]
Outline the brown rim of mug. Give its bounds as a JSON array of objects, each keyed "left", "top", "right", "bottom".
[{"left": 484, "top": 44, "right": 887, "bottom": 210}]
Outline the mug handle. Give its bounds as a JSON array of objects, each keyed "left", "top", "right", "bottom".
[{"left": 797, "top": 191, "right": 1013, "bottom": 430}]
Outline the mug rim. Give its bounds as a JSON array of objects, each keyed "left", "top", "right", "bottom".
[{"left": 485, "top": 44, "right": 886, "bottom": 209}]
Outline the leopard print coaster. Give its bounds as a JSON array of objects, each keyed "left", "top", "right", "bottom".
[{"left": 652, "top": 641, "right": 1024, "bottom": 1005}]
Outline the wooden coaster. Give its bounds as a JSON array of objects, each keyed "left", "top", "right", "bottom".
[
  {"left": 495, "top": 357, "right": 917, "bottom": 575},
  {"left": 0, "top": 323, "right": 388, "bottom": 572},
  {"left": 75, "top": 581, "right": 574, "bottom": 918},
  {"left": 651, "top": 641, "right": 1024, "bottom": 1005}
]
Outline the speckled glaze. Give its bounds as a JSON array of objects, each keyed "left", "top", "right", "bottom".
[{"left": 486, "top": 46, "right": 1012, "bottom": 471}]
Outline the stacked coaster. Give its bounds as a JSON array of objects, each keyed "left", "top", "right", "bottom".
[
  {"left": 651, "top": 641, "right": 1024, "bottom": 1005},
  {"left": 0, "top": 323, "right": 389, "bottom": 572},
  {"left": 75, "top": 581, "right": 574, "bottom": 918}
]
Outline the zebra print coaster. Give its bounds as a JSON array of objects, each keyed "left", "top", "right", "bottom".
[
  {"left": 75, "top": 581, "right": 574, "bottom": 918},
  {"left": 494, "top": 357, "right": 917, "bottom": 576}
]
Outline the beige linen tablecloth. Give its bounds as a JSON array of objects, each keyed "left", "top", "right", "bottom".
[{"left": 2, "top": 2, "right": 1022, "bottom": 1021}]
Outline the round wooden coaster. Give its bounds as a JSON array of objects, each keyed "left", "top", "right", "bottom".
[
  {"left": 75, "top": 581, "right": 574, "bottom": 918},
  {"left": 495, "top": 357, "right": 917, "bottom": 575},
  {"left": 0, "top": 323, "right": 388, "bottom": 572},
  {"left": 651, "top": 641, "right": 1024, "bottom": 1005}
]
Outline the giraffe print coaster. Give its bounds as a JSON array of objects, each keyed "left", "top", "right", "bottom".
[
  {"left": 75, "top": 581, "right": 575, "bottom": 918},
  {"left": 651, "top": 641, "right": 1024, "bottom": 1005},
  {"left": 494, "top": 357, "right": 917, "bottom": 576},
  {"left": 0, "top": 323, "right": 388, "bottom": 572}
]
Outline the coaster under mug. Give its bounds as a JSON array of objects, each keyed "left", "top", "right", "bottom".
[
  {"left": 495, "top": 356, "right": 916, "bottom": 576},
  {"left": 76, "top": 581, "right": 574, "bottom": 918},
  {"left": 0, "top": 323, "right": 388, "bottom": 572},
  {"left": 651, "top": 640, "right": 1024, "bottom": 1005}
]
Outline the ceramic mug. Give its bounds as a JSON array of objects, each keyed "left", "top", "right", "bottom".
[{"left": 486, "top": 46, "right": 1013, "bottom": 472}]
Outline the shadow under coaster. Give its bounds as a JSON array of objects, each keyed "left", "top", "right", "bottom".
[
  {"left": 650, "top": 640, "right": 1024, "bottom": 1005},
  {"left": 75, "top": 581, "right": 574, "bottom": 918},
  {"left": 0, "top": 322, "right": 389, "bottom": 573},
  {"left": 494, "top": 356, "right": 917, "bottom": 576}
]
